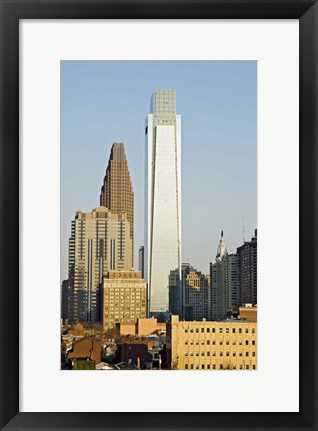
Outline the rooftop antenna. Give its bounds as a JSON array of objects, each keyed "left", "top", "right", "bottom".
[{"left": 243, "top": 215, "right": 245, "bottom": 242}]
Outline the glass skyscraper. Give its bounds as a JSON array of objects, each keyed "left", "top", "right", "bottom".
[{"left": 144, "top": 90, "right": 181, "bottom": 314}]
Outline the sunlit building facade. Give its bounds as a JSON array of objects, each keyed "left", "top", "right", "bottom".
[{"left": 144, "top": 90, "right": 181, "bottom": 314}]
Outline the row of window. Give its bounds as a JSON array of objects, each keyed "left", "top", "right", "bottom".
[
  {"left": 184, "top": 364, "right": 256, "bottom": 370},
  {"left": 184, "top": 351, "right": 256, "bottom": 357},
  {"left": 184, "top": 327, "right": 255, "bottom": 334},
  {"left": 184, "top": 340, "right": 256, "bottom": 346}
]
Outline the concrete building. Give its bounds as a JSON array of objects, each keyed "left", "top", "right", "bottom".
[
  {"left": 101, "top": 270, "right": 147, "bottom": 330},
  {"left": 100, "top": 142, "right": 134, "bottom": 266},
  {"left": 166, "top": 315, "right": 257, "bottom": 370},
  {"left": 144, "top": 89, "right": 181, "bottom": 315},
  {"left": 237, "top": 229, "right": 257, "bottom": 305},
  {"left": 68, "top": 207, "right": 133, "bottom": 323},
  {"left": 210, "top": 232, "right": 239, "bottom": 321}
]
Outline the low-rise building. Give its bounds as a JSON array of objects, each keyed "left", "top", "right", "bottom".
[
  {"left": 118, "top": 317, "right": 166, "bottom": 336},
  {"left": 166, "top": 315, "right": 257, "bottom": 370},
  {"left": 68, "top": 336, "right": 102, "bottom": 364},
  {"left": 239, "top": 305, "right": 257, "bottom": 322}
]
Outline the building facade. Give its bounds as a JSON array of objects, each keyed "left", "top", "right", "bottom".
[
  {"left": 68, "top": 207, "right": 133, "bottom": 323},
  {"left": 100, "top": 142, "right": 134, "bottom": 267},
  {"left": 138, "top": 245, "right": 144, "bottom": 279},
  {"left": 183, "top": 265, "right": 211, "bottom": 321},
  {"left": 61, "top": 279, "right": 69, "bottom": 323},
  {"left": 166, "top": 315, "right": 257, "bottom": 370},
  {"left": 101, "top": 270, "right": 147, "bottom": 330},
  {"left": 144, "top": 89, "right": 181, "bottom": 314},
  {"left": 237, "top": 229, "right": 257, "bottom": 305},
  {"left": 210, "top": 232, "right": 239, "bottom": 321}
]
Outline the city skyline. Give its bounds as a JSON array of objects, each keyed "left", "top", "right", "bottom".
[{"left": 61, "top": 60, "right": 257, "bottom": 283}]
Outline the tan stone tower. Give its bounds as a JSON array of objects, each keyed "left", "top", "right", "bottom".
[{"left": 100, "top": 142, "right": 134, "bottom": 266}]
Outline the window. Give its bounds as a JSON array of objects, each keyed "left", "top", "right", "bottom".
[
  {"left": 226, "top": 352, "right": 229, "bottom": 357},
  {"left": 239, "top": 328, "right": 242, "bottom": 333},
  {"left": 185, "top": 364, "right": 188, "bottom": 369},
  {"left": 252, "top": 328, "right": 255, "bottom": 334},
  {"left": 185, "top": 352, "right": 188, "bottom": 356},
  {"left": 252, "top": 340, "right": 255, "bottom": 345},
  {"left": 233, "top": 352, "right": 236, "bottom": 356},
  {"left": 196, "top": 328, "right": 199, "bottom": 333},
  {"left": 201, "top": 352, "right": 204, "bottom": 356},
  {"left": 246, "top": 352, "right": 249, "bottom": 357},
  {"left": 245, "top": 340, "right": 249, "bottom": 345},
  {"left": 220, "top": 341, "right": 223, "bottom": 346},
  {"left": 207, "top": 328, "right": 210, "bottom": 333},
  {"left": 226, "top": 341, "right": 229, "bottom": 345},
  {"left": 239, "top": 364, "right": 243, "bottom": 369},
  {"left": 245, "top": 328, "right": 249, "bottom": 334},
  {"left": 246, "top": 365, "right": 249, "bottom": 370},
  {"left": 219, "top": 328, "right": 223, "bottom": 333},
  {"left": 212, "top": 328, "right": 215, "bottom": 333},
  {"left": 196, "top": 352, "right": 199, "bottom": 356},
  {"left": 207, "top": 351, "right": 210, "bottom": 357},
  {"left": 253, "top": 365, "right": 256, "bottom": 369},
  {"left": 201, "top": 328, "right": 204, "bottom": 333},
  {"left": 190, "top": 364, "right": 194, "bottom": 369},
  {"left": 196, "top": 364, "right": 199, "bottom": 370},
  {"left": 226, "top": 328, "right": 229, "bottom": 333},
  {"left": 207, "top": 340, "right": 210, "bottom": 345},
  {"left": 220, "top": 364, "right": 223, "bottom": 369},
  {"left": 213, "top": 364, "right": 216, "bottom": 369},
  {"left": 202, "top": 364, "right": 205, "bottom": 369},
  {"left": 239, "top": 352, "right": 242, "bottom": 357},
  {"left": 207, "top": 364, "right": 211, "bottom": 370},
  {"left": 252, "top": 352, "right": 255, "bottom": 357},
  {"left": 220, "top": 352, "right": 223, "bottom": 356},
  {"left": 232, "top": 328, "right": 236, "bottom": 333}
]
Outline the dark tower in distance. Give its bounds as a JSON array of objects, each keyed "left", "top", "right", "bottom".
[{"left": 100, "top": 142, "right": 134, "bottom": 266}]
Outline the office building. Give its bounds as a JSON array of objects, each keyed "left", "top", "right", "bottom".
[
  {"left": 210, "top": 232, "right": 239, "bottom": 321},
  {"left": 101, "top": 270, "right": 147, "bottom": 331},
  {"left": 100, "top": 142, "right": 134, "bottom": 267},
  {"left": 237, "top": 229, "right": 257, "bottom": 305},
  {"left": 166, "top": 315, "right": 257, "bottom": 370},
  {"left": 144, "top": 89, "right": 181, "bottom": 314},
  {"left": 68, "top": 207, "right": 133, "bottom": 323},
  {"left": 183, "top": 264, "right": 211, "bottom": 321}
]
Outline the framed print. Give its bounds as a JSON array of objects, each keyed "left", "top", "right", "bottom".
[{"left": 0, "top": 0, "right": 317, "bottom": 430}]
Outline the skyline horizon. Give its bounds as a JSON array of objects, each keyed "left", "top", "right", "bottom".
[{"left": 61, "top": 61, "right": 257, "bottom": 283}]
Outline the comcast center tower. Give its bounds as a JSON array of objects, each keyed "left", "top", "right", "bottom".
[{"left": 145, "top": 90, "right": 181, "bottom": 315}]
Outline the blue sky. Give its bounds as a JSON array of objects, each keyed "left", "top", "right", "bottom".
[{"left": 61, "top": 60, "right": 257, "bottom": 282}]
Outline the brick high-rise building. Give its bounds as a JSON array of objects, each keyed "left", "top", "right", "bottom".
[{"left": 100, "top": 142, "right": 134, "bottom": 266}]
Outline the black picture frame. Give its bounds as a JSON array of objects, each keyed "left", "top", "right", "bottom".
[{"left": 0, "top": 1, "right": 317, "bottom": 430}]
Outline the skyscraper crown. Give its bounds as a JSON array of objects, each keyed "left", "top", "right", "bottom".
[{"left": 151, "top": 89, "right": 176, "bottom": 114}]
